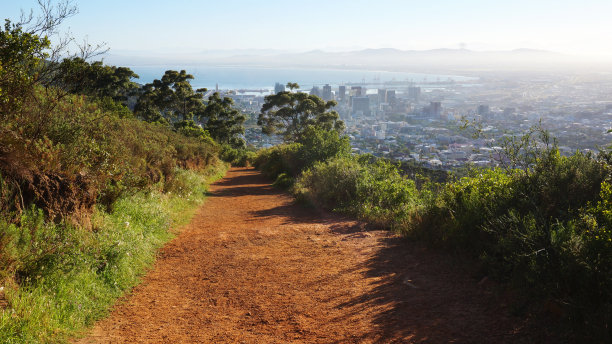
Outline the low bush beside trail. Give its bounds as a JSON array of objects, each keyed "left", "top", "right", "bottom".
[
  {"left": 0, "top": 165, "right": 226, "bottom": 343},
  {"left": 0, "top": 84, "right": 227, "bottom": 343},
  {"left": 254, "top": 126, "right": 612, "bottom": 342}
]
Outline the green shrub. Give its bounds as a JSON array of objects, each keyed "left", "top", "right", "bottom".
[
  {"left": 0, "top": 166, "right": 223, "bottom": 343},
  {"left": 260, "top": 123, "right": 611, "bottom": 340},
  {"left": 412, "top": 150, "right": 611, "bottom": 340},
  {"left": 272, "top": 173, "right": 294, "bottom": 189},
  {"left": 254, "top": 127, "right": 350, "bottom": 179},
  {"left": 296, "top": 156, "right": 420, "bottom": 229},
  {"left": 253, "top": 143, "right": 302, "bottom": 178},
  {"left": 219, "top": 145, "right": 256, "bottom": 167},
  {"left": 0, "top": 89, "right": 219, "bottom": 221},
  {"left": 295, "top": 156, "right": 362, "bottom": 210},
  {"left": 296, "top": 126, "right": 351, "bottom": 170}
]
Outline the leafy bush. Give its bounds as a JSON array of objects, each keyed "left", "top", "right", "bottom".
[
  {"left": 253, "top": 143, "right": 303, "bottom": 178},
  {"left": 296, "top": 126, "right": 351, "bottom": 170},
  {"left": 272, "top": 173, "right": 294, "bottom": 189},
  {"left": 219, "top": 144, "right": 256, "bottom": 167},
  {"left": 0, "top": 13, "right": 231, "bottom": 343},
  {"left": 296, "top": 156, "right": 420, "bottom": 229},
  {"left": 0, "top": 89, "right": 219, "bottom": 220},
  {"left": 263, "top": 122, "right": 611, "bottom": 340},
  {"left": 412, "top": 150, "right": 611, "bottom": 340},
  {"left": 254, "top": 127, "right": 351, "bottom": 181},
  {"left": 0, "top": 166, "right": 224, "bottom": 343}
]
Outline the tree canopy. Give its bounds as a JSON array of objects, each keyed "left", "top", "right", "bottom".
[
  {"left": 54, "top": 57, "right": 139, "bottom": 103},
  {"left": 0, "top": 19, "right": 51, "bottom": 115},
  {"left": 203, "top": 92, "right": 246, "bottom": 148},
  {"left": 134, "top": 70, "right": 207, "bottom": 123},
  {"left": 133, "top": 71, "right": 246, "bottom": 147},
  {"left": 258, "top": 83, "right": 344, "bottom": 142}
]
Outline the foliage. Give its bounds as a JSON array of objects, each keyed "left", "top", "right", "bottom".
[
  {"left": 0, "top": 166, "right": 225, "bottom": 343},
  {"left": 296, "top": 126, "right": 351, "bottom": 169},
  {"left": 272, "top": 173, "right": 294, "bottom": 189},
  {"left": 295, "top": 156, "right": 420, "bottom": 229},
  {"left": 253, "top": 127, "right": 351, "bottom": 181},
  {"left": 1, "top": 1, "right": 106, "bottom": 118},
  {"left": 0, "top": 3, "right": 221, "bottom": 222},
  {"left": 53, "top": 57, "right": 139, "bottom": 104},
  {"left": 0, "top": 19, "right": 51, "bottom": 115},
  {"left": 253, "top": 143, "right": 303, "bottom": 179},
  {"left": 397, "top": 160, "right": 451, "bottom": 187},
  {"left": 135, "top": 73, "right": 247, "bottom": 149},
  {"left": 203, "top": 92, "right": 246, "bottom": 148},
  {"left": 0, "top": 87, "right": 219, "bottom": 222},
  {"left": 0, "top": 3, "right": 237, "bottom": 343},
  {"left": 412, "top": 150, "right": 611, "bottom": 341},
  {"left": 256, "top": 121, "right": 611, "bottom": 340},
  {"left": 135, "top": 70, "right": 207, "bottom": 123},
  {"left": 219, "top": 145, "right": 256, "bottom": 167},
  {"left": 258, "top": 83, "right": 344, "bottom": 142},
  {"left": 173, "top": 119, "right": 214, "bottom": 142}
]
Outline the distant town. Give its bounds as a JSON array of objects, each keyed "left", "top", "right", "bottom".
[{"left": 210, "top": 74, "right": 612, "bottom": 170}]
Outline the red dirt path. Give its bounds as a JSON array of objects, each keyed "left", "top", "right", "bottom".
[{"left": 76, "top": 167, "right": 548, "bottom": 343}]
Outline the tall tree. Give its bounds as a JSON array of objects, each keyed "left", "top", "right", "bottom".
[
  {"left": 258, "top": 83, "right": 344, "bottom": 142},
  {"left": 203, "top": 92, "right": 246, "bottom": 148},
  {"left": 55, "top": 57, "right": 139, "bottom": 103},
  {"left": 135, "top": 70, "right": 206, "bottom": 123},
  {"left": 0, "top": 19, "right": 50, "bottom": 116}
]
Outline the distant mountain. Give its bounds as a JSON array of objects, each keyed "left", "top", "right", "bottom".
[{"left": 104, "top": 48, "right": 607, "bottom": 74}]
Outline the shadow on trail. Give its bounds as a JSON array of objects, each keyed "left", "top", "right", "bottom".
[
  {"left": 213, "top": 171, "right": 267, "bottom": 187},
  {"left": 207, "top": 168, "right": 281, "bottom": 198},
  {"left": 332, "top": 237, "right": 484, "bottom": 344},
  {"left": 329, "top": 236, "right": 553, "bottom": 344},
  {"left": 219, "top": 168, "right": 545, "bottom": 343},
  {"left": 207, "top": 185, "right": 278, "bottom": 198}
]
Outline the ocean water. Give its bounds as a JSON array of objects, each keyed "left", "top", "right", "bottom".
[{"left": 128, "top": 65, "right": 475, "bottom": 91}]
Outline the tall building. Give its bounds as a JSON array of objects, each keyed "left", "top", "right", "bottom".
[
  {"left": 310, "top": 86, "right": 321, "bottom": 97},
  {"left": 351, "top": 86, "right": 363, "bottom": 97},
  {"left": 338, "top": 85, "right": 346, "bottom": 101},
  {"left": 322, "top": 84, "right": 332, "bottom": 101},
  {"left": 274, "top": 82, "right": 285, "bottom": 94},
  {"left": 386, "top": 90, "right": 397, "bottom": 105},
  {"left": 351, "top": 96, "right": 370, "bottom": 116},
  {"left": 408, "top": 87, "right": 421, "bottom": 101},
  {"left": 378, "top": 89, "right": 387, "bottom": 104},
  {"left": 429, "top": 101, "right": 442, "bottom": 116}
]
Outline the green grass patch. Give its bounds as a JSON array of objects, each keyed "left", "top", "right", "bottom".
[{"left": 0, "top": 165, "right": 227, "bottom": 343}]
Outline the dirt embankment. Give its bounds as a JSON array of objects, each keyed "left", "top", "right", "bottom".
[{"left": 77, "top": 167, "right": 551, "bottom": 343}]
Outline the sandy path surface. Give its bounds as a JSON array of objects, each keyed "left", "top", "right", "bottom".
[{"left": 76, "top": 167, "right": 546, "bottom": 343}]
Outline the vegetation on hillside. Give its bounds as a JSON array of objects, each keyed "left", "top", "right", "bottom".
[
  {"left": 2, "top": 1, "right": 610, "bottom": 342},
  {"left": 254, "top": 91, "right": 612, "bottom": 341},
  {"left": 0, "top": 2, "right": 244, "bottom": 342},
  {"left": 258, "top": 83, "right": 344, "bottom": 141}
]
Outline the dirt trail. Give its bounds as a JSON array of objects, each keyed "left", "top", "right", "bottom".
[{"left": 77, "top": 167, "right": 545, "bottom": 343}]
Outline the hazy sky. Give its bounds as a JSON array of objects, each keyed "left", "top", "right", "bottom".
[{"left": 4, "top": 0, "right": 612, "bottom": 57}]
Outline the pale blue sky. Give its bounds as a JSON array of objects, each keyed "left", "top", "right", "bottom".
[{"left": 4, "top": 0, "right": 612, "bottom": 56}]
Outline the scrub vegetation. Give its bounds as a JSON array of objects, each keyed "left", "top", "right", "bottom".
[
  {"left": 0, "top": 3, "right": 232, "bottom": 342},
  {"left": 254, "top": 99, "right": 611, "bottom": 342}
]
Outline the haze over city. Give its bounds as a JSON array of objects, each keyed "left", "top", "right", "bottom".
[
  {"left": 3, "top": 0, "right": 611, "bottom": 164},
  {"left": 4, "top": 0, "right": 612, "bottom": 65}
]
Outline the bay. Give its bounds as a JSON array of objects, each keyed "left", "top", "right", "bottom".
[{"left": 128, "top": 65, "right": 476, "bottom": 91}]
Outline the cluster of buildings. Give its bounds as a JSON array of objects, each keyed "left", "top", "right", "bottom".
[{"left": 223, "top": 73, "right": 612, "bottom": 170}]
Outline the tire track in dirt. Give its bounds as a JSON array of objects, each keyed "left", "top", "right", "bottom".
[{"left": 76, "top": 167, "right": 548, "bottom": 343}]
